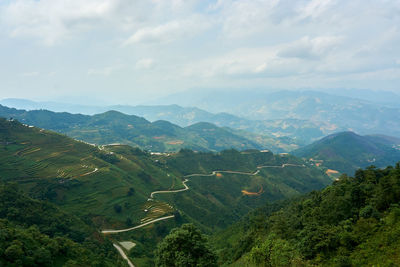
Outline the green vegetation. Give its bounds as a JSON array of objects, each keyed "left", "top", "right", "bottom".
[
  {"left": 0, "top": 105, "right": 264, "bottom": 152},
  {"left": 0, "top": 117, "right": 183, "bottom": 228},
  {"left": 294, "top": 131, "right": 400, "bottom": 174},
  {"left": 154, "top": 224, "right": 217, "bottom": 267},
  {"left": 0, "top": 117, "right": 333, "bottom": 266},
  {"left": 148, "top": 149, "right": 331, "bottom": 231},
  {"left": 0, "top": 184, "right": 121, "bottom": 266},
  {"left": 212, "top": 163, "right": 400, "bottom": 266}
]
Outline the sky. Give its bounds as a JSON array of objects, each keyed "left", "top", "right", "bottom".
[{"left": 0, "top": 0, "right": 400, "bottom": 104}]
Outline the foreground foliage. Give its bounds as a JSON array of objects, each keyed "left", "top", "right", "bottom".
[
  {"left": 0, "top": 184, "right": 121, "bottom": 266},
  {"left": 155, "top": 224, "right": 217, "bottom": 267},
  {"left": 213, "top": 163, "right": 400, "bottom": 266}
]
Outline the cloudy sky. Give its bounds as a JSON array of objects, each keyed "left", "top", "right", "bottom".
[{"left": 1, "top": 0, "right": 399, "bottom": 104}]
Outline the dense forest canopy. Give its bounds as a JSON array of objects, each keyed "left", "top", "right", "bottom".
[{"left": 212, "top": 163, "right": 400, "bottom": 266}]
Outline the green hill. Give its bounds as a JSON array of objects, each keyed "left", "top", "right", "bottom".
[
  {"left": 144, "top": 149, "right": 331, "bottom": 231},
  {"left": 0, "top": 117, "right": 180, "bottom": 227},
  {"left": 293, "top": 131, "right": 400, "bottom": 175},
  {"left": 212, "top": 164, "right": 400, "bottom": 266},
  {"left": 0, "top": 104, "right": 264, "bottom": 152}
]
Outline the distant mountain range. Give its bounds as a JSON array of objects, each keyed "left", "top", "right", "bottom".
[
  {"left": 0, "top": 104, "right": 299, "bottom": 152},
  {"left": 154, "top": 90, "right": 400, "bottom": 138},
  {"left": 293, "top": 131, "right": 400, "bottom": 174},
  {"left": 0, "top": 96, "right": 349, "bottom": 145},
  {"left": 2, "top": 90, "right": 400, "bottom": 145}
]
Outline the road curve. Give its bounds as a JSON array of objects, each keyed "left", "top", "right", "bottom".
[
  {"left": 184, "top": 170, "right": 259, "bottom": 178},
  {"left": 113, "top": 243, "right": 135, "bottom": 267},
  {"left": 150, "top": 179, "right": 189, "bottom": 198},
  {"left": 184, "top": 163, "right": 304, "bottom": 178},
  {"left": 102, "top": 215, "right": 175, "bottom": 234}
]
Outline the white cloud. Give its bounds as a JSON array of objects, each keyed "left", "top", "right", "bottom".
[
  {"left": 135, "top": 58, "right": 155, "bottom": 70},
  {"left": 21, "top": 71, "right": 40, "bottom": 77},
  {"left": 123, "top": 16, "right": 211, "bottom": 45},
  {"left": 278, "top": 36, "right": 343, "bottom": 60},
  {"left": 297, "top": 0, "right": 335, "bottom": 20},
  {"left": 184, "top": 34, "right": 345, "bottom": 79},
  {"left": 1, "top": 0, "right": 400, "bottom": 98},
  {"left": 217, "top": 0, "right": 281, "bottom": 38},
  {"left": 87, "top": 66, "right": 119, "bottom": 76},
  {"left": 255, "top": 63, "right": 267, "bottom": 74},
  {"left": 2, "top": 0, "right": 120, "bottom": 45},
  {"left": 124, "top": 21, "right": 183, "bottom": 45}
]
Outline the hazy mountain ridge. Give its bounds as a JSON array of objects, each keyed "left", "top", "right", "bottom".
[
  {"left": 3, "top": 89, "right": 399, "bottom": 144},
  {"left": 155, "top": 90, "right": 400, "bottom": 138},
  {"left": 0, "top": 97, "right": 345, "bottom": 145},
  {"left": 0, "top": 105, "right": 264, "bottom": 152},
  {"left": 293, "top": 131, "right": 400, "bottom": 174}
]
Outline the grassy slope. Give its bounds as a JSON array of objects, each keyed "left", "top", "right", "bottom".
[
  {"left": 0, "top": 118, "right": 180, "bottom": 227},
  {"left": 145, "top": 149, "right": 331, "bottom": 232}
]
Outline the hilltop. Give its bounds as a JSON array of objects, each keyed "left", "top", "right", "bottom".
[{"left": 293, "top": 131, "right": 400, "bottom": 174}]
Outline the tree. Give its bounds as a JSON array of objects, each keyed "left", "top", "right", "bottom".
[
  {"left": 4, "top": 242, "right": 24, "bottom": 262},
  {"left": 125, "top": 218, "right": 133, "bottom": 227},
  {"left": 247, "top": 234, "right": 302, "bottom": 267},
  {"left": 127, "top": 187, "right": 135, "bottom": 196},
  {"left": 154, "top": 224, "right": 217, "bottom": 267},
  {"left": 113, "top": 204, "right": 122, "bottom": 213}
]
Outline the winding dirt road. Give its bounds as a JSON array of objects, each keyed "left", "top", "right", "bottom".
[
  {"left": 113, "top": 243, "right": 135, "bottom": 267},
  {"left": 184, "top": 163, "right": 304, "bottom": 178},
  {"left": 103, "top": 162, "right": 305, "bottom": 266},
  {"left": 104, "top": 162, "right": 305, "bottom": 234},
  {"left": 184, "top": 169, "right": 260, "bottom": 177},
  {"left": 102, "top": 215, "right": 175, "bottom": 234},
  {"left": 150, "top": 179, "right": 189, "bottom": 198}
]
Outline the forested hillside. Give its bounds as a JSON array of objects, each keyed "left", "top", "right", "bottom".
[
  {"left": 0, "top": 184, "right": 121, "bottom": 266},
  {"left": 212, "top": 164, "right": 400, "bottom": 266}
]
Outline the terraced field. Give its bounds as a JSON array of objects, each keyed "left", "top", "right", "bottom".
[{"left": 140, "top": 201, "right": 174, "bottom": 224}]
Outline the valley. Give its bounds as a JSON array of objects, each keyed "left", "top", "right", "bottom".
[
  {"left": 100, "top": 161, "right": 309, "bottom": 266},
  {"left": 0, "top": 117, "right": 332, "bottom": 266},
  {"left": 1, "top": 103, "right": 400, "bottom": 266}
]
